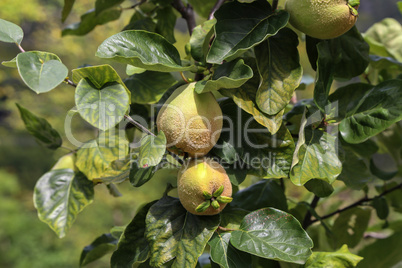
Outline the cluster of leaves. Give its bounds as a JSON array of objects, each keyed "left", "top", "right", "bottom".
[{"left": 1, "top": 0, "right": 402, "bottom": 267}]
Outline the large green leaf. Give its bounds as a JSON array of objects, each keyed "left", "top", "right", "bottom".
[
  {"left": 190, "top": 19, "right": 216, "bottom": 63},
  {"left": 332, "top": 207, "right": 371, "bottom": 249},
  {"left": 138, "top": 132, "right": 167, "bottom": 167},
  {"left": 290, "top": 127, "right": 342, "bottom": 186},
  {"left": 206, "top": 0, "right": 289, "bottom": 63},
  {"left": 216, "top": 99, "right": 295, "bottom": 178},
  {"left": 230, "top": 208, "right": 313, "bottom": 264},
  {"left": 16, "top": 103, "right": 62, "bottom": 149},
  {"left": 305, "top": 245, "right": 363, "bottom": 268},
  {"left": 337, "top": 146, "right": 375, "bottom": 190},
  {"left": 61, "top": 0, "right": 75, "bottom": 22},
  {"left": 364, "top": 18, "right": 402, "bottom": 62},
  {"left": 80, "top": 233, "right": 118, "bottom": 267},
  {"left": 220, "top": 58, "right": 284, "bottom": 134},
  {"left": 0, "top": 18, "right": 23, "bottom": 44},
  {"left": 16, "top": 51, "right": 68, "bottom": 94},
  {"left": 111, "top": 201, "right": 156, "bottom": 268},
  {"left": 304, "top": 179, "right": 334, "bottom": 198},
  {"left": 195, "top": 59, "right": 253, "bottom": 93},
  {"left": 231, "top": 180, "right": 288, "bottom": 212},
  {"left": 255, "top": 28, "right": 302, "bottom": 115},
  {"left": 75, "top": 79, "right": 129, "bottom": 131},
  {"left": 209, "top": 232, "right": 252, "bottom": 268},
  {"left": 145, "top": 196, "right": 220, "bottom": 268},
  {"left": 96, "top": 30, "right": 192, "bottom": 72},
  {"left": 95, "top": 0, "right": 124, "bottom": 15},
  {"left": 129, "top": 163, "right": 157, "bottom": 187},
  {"left": 76, "top": 131, "right": 129, "bottom": 180},
  {"left": 331, "top": 80, "right": 402, "bottom": 143},
  {"left": 155, "top": 6, "right": 176, "bottom": 44},
  {"left": 124, "top": 71, "right": 177, "bottom": 104},
  {"left": 34, "top": 169, "right": 94, "bottom": 238},
  {"left": 62, "top": 8, "right": 122, "bottom": 36},
  {"left": 357, "top": 230, "right": 402, "bottom": 268}
]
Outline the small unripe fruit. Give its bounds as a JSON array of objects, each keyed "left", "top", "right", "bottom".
[
  {"left": 157, "top": 82, "right": 223, "bottom": 157},
  {"left": 177, "top": 158, "right": 232, "bottom": 216},
  {"left": 285, "top": 0, "right": 359, "bottom": 39}
]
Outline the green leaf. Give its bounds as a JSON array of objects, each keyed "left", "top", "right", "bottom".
[
  {"left": 188, "top": 0, "right": 216, "bottom": 18},
  {"left": 230, "top": 208, "right": 313, "bottom": 264},
  {"left": 16, "top": 51, "right": 68, "bottom": 94},
  {"left": 216, "top": 99, "right": 295, "bottom": 178},
  {"left": 0, "top": 18, "right": 23, "bottom": 44},
  {"left": 332, "top": 207, "right": 371, "bottom": 249},
  {"left": 305, "top": 245, "right": 363, "bottom": 268},
  {"left": 337, "top": 146, "right": 375, "bottom": 190},
  {"left": 96, "top": 30, "right": 192, "bottom": 72},
  {"left": 220, "top": 57, "right": 284, "bottom": 134},
  {"left": 123, "top": 11, "right": 156, "bottom": 32},
  {"left": 372, "top": 196, "right": 389, "bottom": 220},
  {"left": 190, "top": 19, "right": 216, "bottom": 63},
  {"left": 304, "top": 179, "right": 334, "bottom": 198},
  {"left": 206, "top": 0, "right": 289, "bottom": 63},
  {"left": 231, "top": 180, "right": 288, "bottom": 212},
  {"left": 369, "top": 158, "right": 397, "bottom": 181},
  {"left": 2, "top": 56, "right": 17, "bottom": 68},
  {"left": 129, "top": 162, "right": 157, "bottom": 187},
  {"left": 357, "top": 230, "right": 402, "bottom": 268},
  {"left": 16, "top": 103, "right": 62, "bottom": 149},
  {"left": 290, "top": 127, "right": 342, "bottom": 186},
  {"left": 335, "top": 80, "right": 402, "bottom": 143},
  {"left": 145, "top": 196, "right": 220, "bottom": 267},
  {"left": 155, "top": 6, "right": 176, "bottom": 44},
  {"left": 62, "top": 8, "right": 122, "bottom": 36},
  {"left": 95, "top": 0, "right": 124, "bottom": 15},
  {"left": 138, "top": 131, "right": 167, "bottom": 167},
  {"left": 219, "top": 206, "right": 249, "bottom": 230},
  {"left": 125, "top": 71, "right": 177, "bottom": 104},
  {"left": 195, "top": 59, "right": 253, "bottom": 93},
  {"left": 34, "top": 169, "right": 94, "bottom": 238},
  {"left": 364, "top": 18, "right": 402, "bottom": 62},
  {"left": 255, "top": 28, "right": 302, "bottom": 115},
  {"left": 126, "top": 65, "right": 146, "bottom": 75},
  {"left": 75, "top": 79, "right": 129, "bottom": 131},
  {"left": 209, "top": 232, "right": 252, "bottom": 268},
  {"left": 62, "top": 0, "right": 76, "bottom": 22},
  {"left": 76, "top": 131, "right": 129, "bottom": 180},
  {"left": 80, "top": 233, "right": 118, "bottom": 267},
  {"left": 111, "top": 201, "right": 156, "bottom": 268}
]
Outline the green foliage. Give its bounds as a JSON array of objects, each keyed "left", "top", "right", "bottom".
[{"left": 1, "top": 0, "right": 402, "bottom": 267}]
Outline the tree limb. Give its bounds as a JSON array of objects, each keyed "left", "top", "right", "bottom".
[
  {"left": 272, "top": 0, "right": 279, "bottom": 11},
  {"left": 302, "top": 195, "right": 320, "bottom": 229},
  {"left": 171, "top": 0, "right": 196, "bottom": 35},
  {"left": 208, "top": 0, "right": 226, "bottom": 20},
  {"left": 310, "top": 182, "right": 402, "bottom": 225}
]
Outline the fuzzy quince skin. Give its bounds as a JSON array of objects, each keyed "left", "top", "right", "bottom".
[{"left": 285, "top": 0, "right": 358, "bottom": 39}]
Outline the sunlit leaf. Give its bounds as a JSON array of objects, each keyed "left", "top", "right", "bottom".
[
  {"left": 111, "top": 201, "right": 156, "bottom": 268},
  {"left": 16, "top": 103, "right": 62, "bottom": 149},
  {"left": 230, "top": 208, "right": 313, "bottom": 264},
  {"left": 34, "top": 169, "right": 94, "bottom": 238},
  {"left": 305, "top": 245, "right": 363, "bottom": 268},
  {"left": 207, "top": 0, "right": 289, "bottom": 63},
  {"left": 0, "top": 18, "right": 23, "bottom": 44},
  {"left": 255, "top": 28, "right": 302, "bottom": 115},
  {"left": 190, "top": 19, "right": 216, "bottom": 62},
  {"left": 145, "top": 196, "right": 220, "bottom": 267},
  {"left": 138, "top": 131, "right": 167, "bottom": 167},
  {"left": 16, "top": 51, "right": 68, "bottom": 94},
  {"left": 96, "top": 30, "right": 192, "bottom": 72},
  {"left": 76, "top": 131, "right": 129, "bottom": 180}
]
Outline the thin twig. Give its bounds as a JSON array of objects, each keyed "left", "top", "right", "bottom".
[
  {"left": 310, "top": 182, "right": 402, "bottom": 225},
  {"left": 167, "top": 150, "right": 184, "bottom": 165},
  {"left": 302, "top": 195, "right": 320, "bottom": 229},
  {"left": 65, "top": 78, "right": 76, "bottom": 87},
  {"left": 179, "top": 72, "right": 189, "bottom": 83},
  {"left": 171, "top": 0, "right": 196, "bottom": 35},
  {"left": 124, "top": 114, "right": 156, "bottom": 137},
  {"left": 208, "top": 0, "right": 226, "bottom": 20}
]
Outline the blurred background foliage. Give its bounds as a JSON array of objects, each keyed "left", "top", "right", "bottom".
[{"left": 0, "top": 0, "right": 401, "bottom": 267}]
